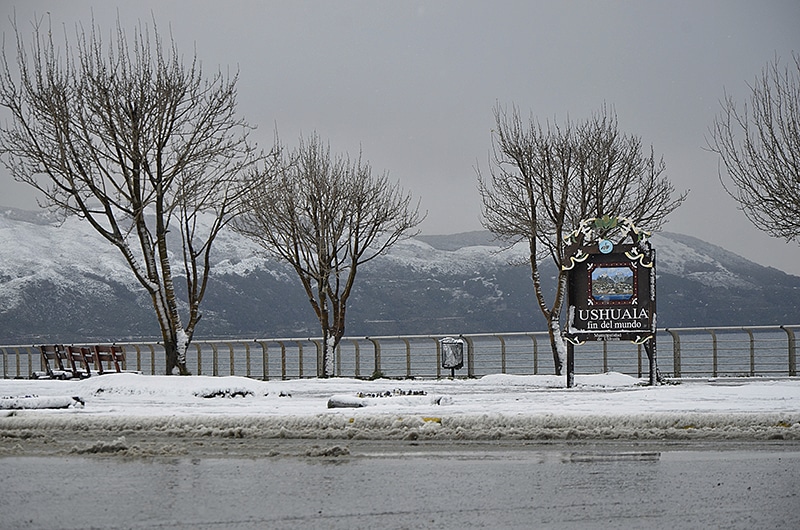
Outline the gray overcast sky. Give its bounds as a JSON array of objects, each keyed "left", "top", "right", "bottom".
[{"left": 1, "top": 1, "right": 799, "bottom": 274}]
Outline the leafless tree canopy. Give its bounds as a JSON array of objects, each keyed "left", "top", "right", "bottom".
[
  {"left": 478, "top": 104, "right": 687, "bottom": 374},
  {"left": 235, "top": 133, "right": 423, "bottom": 377},
  {"left": 707, "top": 52, "right": 800, "bottom": 243},
  {"left": 0, "top": 17, "right": 260, "bottom": 373}
]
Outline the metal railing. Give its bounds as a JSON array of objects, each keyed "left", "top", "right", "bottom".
[{"left": 2, "top": 325, "right": 797, "bottom": 380}]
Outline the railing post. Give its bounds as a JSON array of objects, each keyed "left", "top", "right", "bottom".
[
  {"left": 366, "top": 337, "right": 381, "bottom": 378},
  {"left": 254, "top": 340, "right": 269, "bottom": 380},
  {"left": 666, "top": 329, "right": 681, "bottom": 378},
  {"left": 603, "top": 340, "right": 609, "bottom": 373},
  {"left": 307, "top": 339, "right": 321, "bottom": 377},
  {"left": 275, "top": 341, "right": 287, "bottom": 380},
  {"left": 706, "top": 329, "right": 718, "bottom": 377},
  {"left": 295, "top": 341, "right": 304, "bottom": 378},
  {"left": 192, "top": 343, "right": 202, "bottom": 376},
  {"left": 2, "top": 347, "right": 7, "bottom": 379},
  {"left": 147, "top": 344, "right": 156, "bottom": 375},
  {"left": 210, "top": 342, "right": 218, "bottom": 376},
  {"left": 433, "top": 337, "right": 442, "bottom": 379},
  {"left": 495, "top": 335, "right": 507, "bottom": 374},
  {"left": 351, "top": 339, "right": 361, "bottom": 379},
  {"left": 526, "top": 334, "right": 539, "bottom": 375},
  {"left": 742, "top": 328, "right": 755, "bottom": 376},
  {"left": 131, "top": 344, "right": 142, "bottom": 372},
  {"left": 463, "top": 335, "right": 475, "bottom": 378},
  {"left": 402, "top": 338, "right": 412, "bottom": 378},
  {"left": 243, "top": 341, "right": 252, "bottom": 377},
  {"left": 225, "top": 343, "right": 235, "bottom": 376},
  {"left": 781, "top": 326, "right": 796, "bottom": 376}
]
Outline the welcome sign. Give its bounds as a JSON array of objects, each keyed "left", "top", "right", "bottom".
[
  {"left": 562, "top": 216, "right": 658, "bottom": 386},
  {"left": 565, "top": 243, "right": 655, "bottom": 343}
]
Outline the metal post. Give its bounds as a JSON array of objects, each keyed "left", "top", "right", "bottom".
[
  {"left": 351, "top": 339, "right": 361, "bottom": 379},
  {"left": 707, "top": 329, "right": 718, "bottom": 377},
  {"left": 226, "top": 343, "right": 235, "bottom": 376},
  {"left": 210, "top": 343, "right": 218, "bottom": 376},
  {"left": 742, "top": 328, "right": 755, "bottom": 376},
  {"left": 295, "top": 341, "right": 304, "bottom": 378},
  {"left": 276, "top": 341, "right": 287, "bottom": 380},
  {"left": 496, "top": 335, "right": 507, "bottom": 374},
  {"left": 781, "top": 326, "right": 796, "bottom": 376},
  {"left": 308, "top": 339, "right": 322, "bottom": 377},
  {"left": 647, "top": 337, "right": 657, "bottom": 386},
  {"left": 434, "top": 337, "right": 442, "bottom": 379},
  {"left": 463, "top": 335, "right": 475, "bottom": 378},
  {"left": 666, "top": 329, "right": 681, "bottom": 378},
  {"left": 402, "top": 337, "right": 411, "bottom": 378},
  {"left": 528, "top": 334, "right": 539, "bottom": 375},
  {"left": 366, "top": 337, "right": 381, "bottom": 378},
  {"left": 243, "top": 341, "right": 251, "bottom": 377},
  {"left": 255, "top": 340, "right": 269, "bottom": 380},
  {"left": 147, "top": 344, "right": 156, "bottom": 375},
  {"left": 132, "top": 344, "right": 142, "bottom": 373},
  {"left": 566, "top": 341, "right": 575, "bottom": 388}
]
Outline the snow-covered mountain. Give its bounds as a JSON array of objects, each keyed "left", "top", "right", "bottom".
[{"left": 1, "top": 207, "right": 797, "bottom": 344}]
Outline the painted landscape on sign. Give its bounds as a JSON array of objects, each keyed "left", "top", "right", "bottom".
[{"left": 591, "top": 266, "right": 634, "bottom": 302}]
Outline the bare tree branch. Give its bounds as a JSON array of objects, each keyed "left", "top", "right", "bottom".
[
  {"left": 707, "top": 52, "right": 800, "bottom": 243},
  {"left": 0, "top": 15, "right": 261, "bottom": 373},
  {"left": 478, "top": 103, "right": 687, "bottom": 374},
  {"left": 235, "top": 132, "right": 424, "bottom": 377}
]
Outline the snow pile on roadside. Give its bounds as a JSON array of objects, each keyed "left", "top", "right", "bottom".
[
  {"left": 0, "top": 395, "right": 83, "bottom": 410},
  {"left": 75, "top": 373, "right": 269, "bottom": 399},
  {"left": 0, "top": 373, "right": 799, "bottom": 441},
  {"left": 2, "top": 410, "right": 798, "bottom": 442}
]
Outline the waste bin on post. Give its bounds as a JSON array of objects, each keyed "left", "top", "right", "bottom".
[{"left": 439, "top": 337, "right": 464, "bottom": 378}]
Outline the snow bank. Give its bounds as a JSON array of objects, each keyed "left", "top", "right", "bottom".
[
  {"left": 1, "top": 373, "right": 798, "bottom": 441},
  {"left": 0, "top": 395, "right": 83, "bottom": 410}
]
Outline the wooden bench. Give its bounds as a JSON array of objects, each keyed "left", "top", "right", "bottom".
[
  {"left": 32, "top": 345, "right": 72, "bottom": 380},
  {"left": 64, "top": 345, "right": 93, "bottom": 379},
  {"left": 31, "top": 344, "right": 132, "bottom": 379},
  {"left": 91, "top": 344, "right": 126, "bottom": 374}
]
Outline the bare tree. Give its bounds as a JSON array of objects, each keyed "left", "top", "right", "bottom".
[
  {"left": 235, "top": 133, "right": 423, "bottom": 377},
  {"left": 0, "top": 17, "right": 260, "bottom": 374},
  {"left": 707, "top": 52, "right": 800, "bottom": 243},
  {"left": 478, "top": 104, "right": 686, "bottom": 374}
]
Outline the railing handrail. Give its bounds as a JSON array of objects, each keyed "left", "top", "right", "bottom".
[{"left": 3, "top": 324, "right": 799, "bottom": 380}]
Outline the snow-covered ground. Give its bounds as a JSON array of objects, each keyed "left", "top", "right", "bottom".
[{"left": 1, "top": 373, "right": 799, "bottom": 445}]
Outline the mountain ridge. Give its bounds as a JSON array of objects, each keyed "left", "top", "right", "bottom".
[{"left": 0, "top": 207, "right": 797, "bottom": 344}]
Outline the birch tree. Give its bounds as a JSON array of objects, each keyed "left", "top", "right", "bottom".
[
  {"left": 478, "top": 104, "right": 686, "bottom": 374},
  {"left": 0, "top": 17, "right": 260, "bottom": 374},
  {"left": 707, "top": 52, "right": 800, "bottom": 242},
  {"left": 235, "top": 133, "right": 423, "bottom": 377}
]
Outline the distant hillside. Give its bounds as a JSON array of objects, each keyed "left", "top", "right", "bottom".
[{"left": 0, "top": 207, "right": 798, "bottom": 344}]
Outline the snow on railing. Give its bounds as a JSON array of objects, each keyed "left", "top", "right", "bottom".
[{"left": 2, "top": 325, "right": 798, "bottom": 380}]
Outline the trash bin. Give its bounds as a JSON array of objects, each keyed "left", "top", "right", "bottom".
[{"left": 440, "top": 337, "right": 464, "bottom": 371}]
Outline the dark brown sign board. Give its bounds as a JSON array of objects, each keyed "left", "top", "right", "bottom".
[{"left": 563, "top": 218, "right": 658, "bottom": 387}]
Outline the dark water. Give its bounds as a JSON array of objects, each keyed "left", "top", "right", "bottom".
[{"left": 1, "top": 441, "right": 798, "bottom": 529}]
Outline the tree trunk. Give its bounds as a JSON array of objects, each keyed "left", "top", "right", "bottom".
[
  {"left": 547, "top": 318, "right": 564, "bottom": 376},
  {"left": 164, "top": 333, "right": 190, "bottom": 376}
]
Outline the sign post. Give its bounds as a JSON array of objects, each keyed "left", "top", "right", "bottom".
[{"left": 562, "top": 216, "right": 658, "bottom": 387}]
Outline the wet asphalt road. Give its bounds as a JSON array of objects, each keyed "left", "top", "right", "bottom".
[{"left": 1, "top": 440, "right": 798, "bottom": 529}]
